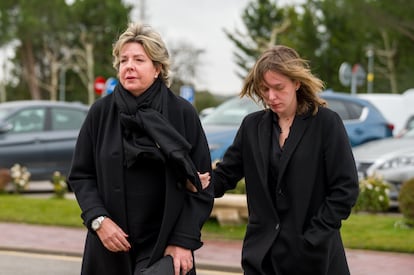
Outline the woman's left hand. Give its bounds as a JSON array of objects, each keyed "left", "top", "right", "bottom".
[{"left": 164, "top": 245, "right": 193, "bottom": 275}]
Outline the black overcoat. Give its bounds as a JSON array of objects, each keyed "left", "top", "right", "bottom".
[
  {"left": 213, "top": 107, "right": 359, "bottom": 275},
  {"left": 69, "top": 90, "right": 213, "bottom": 275}
]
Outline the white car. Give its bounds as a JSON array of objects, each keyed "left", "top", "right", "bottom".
[
  {"left": 353, "top": 128, "right": 414, "bottom": 207},
  {"left": 357, "top": 90, "right": 414, "bottom": 136}
]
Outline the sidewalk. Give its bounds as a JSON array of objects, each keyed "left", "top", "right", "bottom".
[{"left": 1, "top": 221, "right": 414, "bottom": 274}]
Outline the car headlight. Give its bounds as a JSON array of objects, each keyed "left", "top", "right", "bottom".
[{"left": 377, "top": 155, "right": 414, "bottom": 170}]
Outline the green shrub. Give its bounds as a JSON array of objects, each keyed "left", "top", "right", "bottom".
[
  {"left": 398, "top": 177, "right": 414, "bottom": 226},
  {"left": 51, "top": 171, "right": 68, "bottom": 199},
  {"left": 226, "top": 178, "right": 246, "bottom": 194},
  {"left": 353, "top": 175, "right": 390, "bottom": 213}
]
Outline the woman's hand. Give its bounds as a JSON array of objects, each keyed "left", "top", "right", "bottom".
[
  {"left": 185, "top": 172, "right": 211, "bottom": 192},
  {"left": 95, "top": 217, "right": 131, "bottom": 252},
  {"left": 164, "top": 245, "right": 193, "bottom": 275},
  {"left": 199, "top": 172, "right": 210, "bottom": 189}
]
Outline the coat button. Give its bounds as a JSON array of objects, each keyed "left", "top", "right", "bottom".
[{"left": 275, "top": 223, "right": 280, "bottom": 230}]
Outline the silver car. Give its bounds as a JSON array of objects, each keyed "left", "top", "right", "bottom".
[{"left": 353, "top": 128, "right": 414, "bottom": 207}]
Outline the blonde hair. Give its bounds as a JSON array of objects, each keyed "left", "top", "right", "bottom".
[
  {"left": 241, "top": 45, "right": 326, "bottom": 115},
  {"left": 112, "top": 22, "right": 171, "bottom": 86}
]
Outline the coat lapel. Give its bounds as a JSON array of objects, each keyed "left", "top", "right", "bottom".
[
  {"left": 277, "top": 113, "right": 311, "bottom": 189},
  {"left": 257, "top": 111, "right": 274, "bottom": 203}
]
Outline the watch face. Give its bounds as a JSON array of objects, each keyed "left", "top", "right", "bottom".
[
  {"left": 92, "top": 220, "right": 99, "bottom": 230},
  {"left": 92, "top": 216, "right": 105, "bottom": 231}
]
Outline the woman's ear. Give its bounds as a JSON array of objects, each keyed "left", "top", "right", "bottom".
[{"left": 295, "top": 81, "right": 301, "bottom": 91}]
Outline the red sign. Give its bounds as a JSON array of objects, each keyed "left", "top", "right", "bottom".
[{"left": 94, "top": 76, "right": 106, "bottom": 95}]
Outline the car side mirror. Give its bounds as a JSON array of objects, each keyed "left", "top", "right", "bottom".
[{"left": 0, "top": 122, "right": 12, "bottom": 134}]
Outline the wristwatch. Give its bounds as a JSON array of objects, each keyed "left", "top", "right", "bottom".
[{"left": 91, "top": 216, "right": 106, "bottom": 231}]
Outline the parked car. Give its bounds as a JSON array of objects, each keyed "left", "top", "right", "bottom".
[
  {"left": 357, "top": 92, "right": 414, "bottom": 136},
  {"left": 0, "top": 100, "right": 89, "bottom": 181},
  {"left": 397, "top": 114, "right": 414, "bottom": 137},
  {"left": 352, "top": 128, "right": 414, "bottom": 207},
  {"left": 201, "top": 96, "right": 263, "bottom": 163},
  {"left": 201, "top": 91, "right": 393, "bottom": 163},
  {"left": 321, "top": 90, "right": 394, "bottom": 146}
]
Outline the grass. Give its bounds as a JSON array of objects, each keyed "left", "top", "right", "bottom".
[
  {"left": 0, "top": 194, "right": 83, "bottom": 227},
  {"left": 1, "top": 194, "right": 414, "bottom": 253},
  {"left": 341, "top": 212, "right": 414, "bottom": 253}
]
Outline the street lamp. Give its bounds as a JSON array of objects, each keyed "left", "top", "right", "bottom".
[{"left": 366, "top": 47, "right": 374, "bottom": 93}]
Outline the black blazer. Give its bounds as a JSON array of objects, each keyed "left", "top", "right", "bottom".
[
  {"left": 69, "top": 91, "right": 213, "bottom": 275},
  {"left": 213, "top": 107, "right": 359, "bottom": 275}
]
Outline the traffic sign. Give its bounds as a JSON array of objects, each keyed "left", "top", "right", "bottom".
[
  {"left": 352, "top": 64, "right": 366, "bottom": 86},
  {"left": 104, "top": 77, "right": 118, "bottom": 95},
  {"left": 339, "top": 62, "right": 352, "bottom": 86},
  {"left": 94, "top": 76, "right": 106, "bottom": 95},
  {"left": 180, "top": 85, "right": 194, "bottom": 104}
]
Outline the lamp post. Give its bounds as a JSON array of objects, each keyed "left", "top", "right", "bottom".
[
  {"left": 59, "top": 65, "right": 67, "bottom": 101},
  {"left": 366, "top": 47, "right": 374, "bottom": 94}
]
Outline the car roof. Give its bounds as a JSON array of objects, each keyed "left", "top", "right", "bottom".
[
  {"left": 0, "top": 100, "right": 89, "bottom": 110},
  {"left": 320, "top": 90, "right": 375, "bottom": 106}
]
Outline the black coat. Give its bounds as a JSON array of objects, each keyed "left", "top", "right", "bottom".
[
  {"left": 69, "top": 91, "right": 213, "bottom": 275},
  {"left": 213, "top": 107, "right": 359, "bottom": 275}
]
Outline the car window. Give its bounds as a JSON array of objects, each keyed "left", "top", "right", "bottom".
[
  {"left": 7, "top": 108, "right": 45, "bottom": 133},
  {"left": 325, "top": 98, "right": 363, "bottom": 120},
  {"left": 51, "top": 107, "right": 86, "bottom": 130},
  {"left": 202, "top": 97, "right": 262, "bottom": 126},
  {"left": 406, "top": 116, "right": 414, "bottom": 131}
]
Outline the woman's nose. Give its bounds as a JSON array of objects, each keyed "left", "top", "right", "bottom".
[
  {"left": 124, "top": 59, "right": 134, "bottom": 69},
  {"left": 268, "top": 89, "right": 278, "bottom": 100}
]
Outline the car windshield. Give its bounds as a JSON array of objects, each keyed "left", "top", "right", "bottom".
[{"left": 201, "top": 97, "right": 262, "bottom": 126}]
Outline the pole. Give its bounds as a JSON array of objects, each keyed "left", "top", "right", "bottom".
[
  {"left": 59, "top": 66, "right": 66, "bottom": 101},
  {"left": 366, "top": 48, "right": 374, "bottom": 93},
  {"left": 351, "top": 65, "right": 358, "bottom": 95}
]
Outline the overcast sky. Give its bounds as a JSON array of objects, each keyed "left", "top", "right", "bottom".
[{"left": 128, "top": 0, "right": 304, "bottom": 96}]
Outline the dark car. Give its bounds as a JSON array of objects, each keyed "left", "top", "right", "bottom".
[
  {"left": 201, "top": 91, "right": 393, "bottom": 163},
  {"left": 0, "top": 100, "right": 89, "bottom": 181}
]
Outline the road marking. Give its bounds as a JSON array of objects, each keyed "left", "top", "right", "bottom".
[
  {"left": 0, "top": 250, "right": 242, "bottom": 274},
  {"left": 0, "top": 250, "right": 81, "bottom": 262}
]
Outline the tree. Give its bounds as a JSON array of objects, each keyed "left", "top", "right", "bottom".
[
  {"left": 0, "top": 0, "right": 131, "bottom": 103},
  {"left": 0, "top": 0, "right": 71, "bottom": 99},
  {"left": 306, "top": 0, "right": 414, "bottom": 93},
  {"left": 168, "top": 41, "right": 205, "bottom": 95},
  {"left": 224, "top": 0, "right": 289, "bottom": 80},
  {"left": 225, "top": 0, "right": 414, "bottom": 94},
  {"left": 67, "top": 0, "right": 131, "bottom": 104}
]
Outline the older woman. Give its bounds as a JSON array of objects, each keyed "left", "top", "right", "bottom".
[
  {"left": 211, "top": 45, "right": 359, "bottom": 275},
  {"left": 69, "top": 22, "right": 213, "bottom": 275}
]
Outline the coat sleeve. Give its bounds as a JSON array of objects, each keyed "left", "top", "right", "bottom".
[
  {"left": 304, "top": 110, "right": 359, "bottom": 246},
  {"left": 68, "top": 103, "right": 109, "bottom": 231},
  {"left": 212, "top": 119, "right": 246, "bottom": 198},
  {"left": 167, "top": 103, "right": 214, "bottom": 250}
]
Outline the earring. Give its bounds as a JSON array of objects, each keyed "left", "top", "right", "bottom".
[{"left": 154, "top": 74, "right": 158, "bottom": 79}]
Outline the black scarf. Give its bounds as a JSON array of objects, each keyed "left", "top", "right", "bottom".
[{"left": 113, "top": 78, "right": 201, "bottom": 191}]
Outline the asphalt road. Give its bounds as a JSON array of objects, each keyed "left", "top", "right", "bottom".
[{"left": 0, "top": 250, "right": 242, "bottom": 275}]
